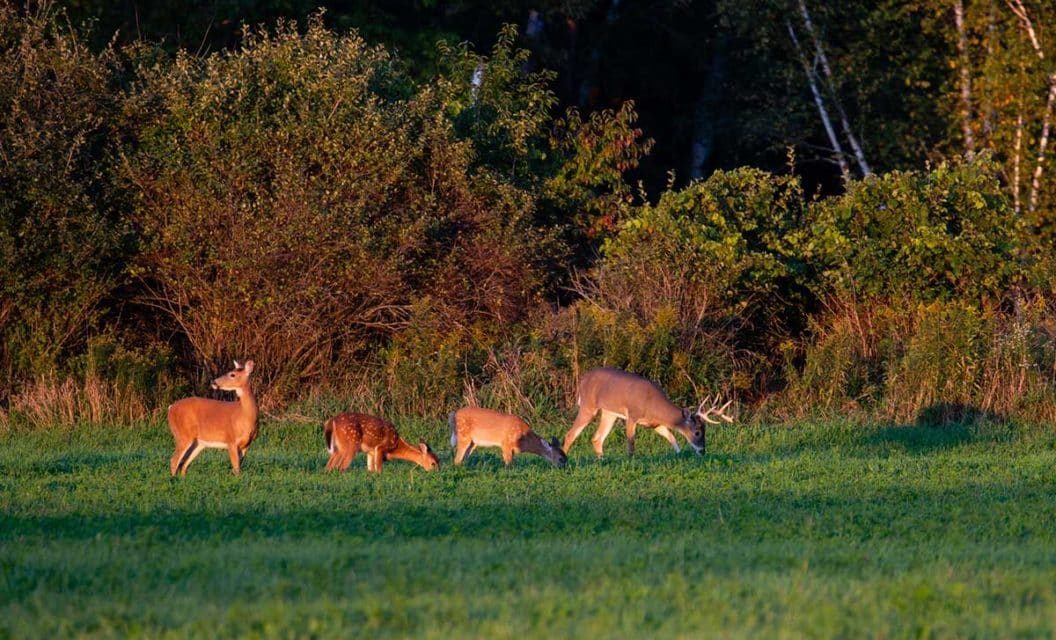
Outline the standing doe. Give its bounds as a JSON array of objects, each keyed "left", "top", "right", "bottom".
[
  {"left": 324, "top": 412, "right": 439, "bottom": 473},
  {"left": 168, "top": 360, "right": 258, "bottom": 476},
  {"left": 563, "top": 367, "right": 733, "bottom": 457},
  {"left": 449, "top": 407, "right": 567, "bottom": 467}
]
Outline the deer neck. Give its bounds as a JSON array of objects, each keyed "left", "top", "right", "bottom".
[
  {"left": 232, "top": 386, "right": 259, "bottom": 428},
  {"left": 651, "top": 401, "right": 687, "bottom": 429},
  {"left": 517, "top": 432, "right": 549, "bottom": 458},
  {"left": 387, "top": 438, "right": 430, "bottom": 469}
]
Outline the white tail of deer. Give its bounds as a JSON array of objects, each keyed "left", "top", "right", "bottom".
[
  {"left": 449, "top": 407, "right": 567, "bottom": 467},
  {"left": 563, "top": 367, "right": 733, "bottom": 457},
  {"left": 167, "top": 360, "right": 259, "bottom": 476}
]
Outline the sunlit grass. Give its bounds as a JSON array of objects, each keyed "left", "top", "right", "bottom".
[{"left": 2, "top": 418, "right": 1056, "bottom": 638}]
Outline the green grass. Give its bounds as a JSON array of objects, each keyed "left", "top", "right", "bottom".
[{"left": 2, "top": 417, "right": 1056, "bottom": 638}]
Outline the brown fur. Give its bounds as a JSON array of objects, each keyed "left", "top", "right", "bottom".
[
  {"left": 449, "top": 407, "right": 566, "bottom": 467},
  {"left": 324, "top": 412, "right": 439, "bottom": 473},
  {"left": 168, "top": 360, "right": 259, "bottom": 476},
  {"left": 563, "top": 367, "right": 710, "bottom": 457}
]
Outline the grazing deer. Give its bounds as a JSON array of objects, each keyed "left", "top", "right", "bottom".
[
  {"left": 324, "top": 412, "right": 439, "bottom": 473},
  {"left": 449, "top": 407, "right": 568, "bottom": 468},
  {"left": 563, "top": 367, "right": 734, "bottom": 457},
  {"left": 168, "top": 360, "right": 259, "bottom": 476}
]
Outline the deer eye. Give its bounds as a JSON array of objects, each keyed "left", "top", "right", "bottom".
[
  {"left": 695, "top": 430, "right": 702, "bottom": 437},
  {"left": 230, "top": 373, "right": 236, "bottom": 377}
]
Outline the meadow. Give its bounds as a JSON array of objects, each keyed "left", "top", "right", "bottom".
[{"left": 2, "top": 417, "right": 1056, "bottom": 638}]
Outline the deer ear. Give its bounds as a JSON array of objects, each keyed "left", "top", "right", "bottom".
[
  {"left": 419, "top": 442, "right": 428, "bottom": 454},
  {"left": 243, "top": 360, "right": 254, "bottom": 373},
  {"left": 549, "top": 436, "right": 561, "bottom": 449},
  {"left": 233, "top": 360, "right": 241, "bottom": 369}
]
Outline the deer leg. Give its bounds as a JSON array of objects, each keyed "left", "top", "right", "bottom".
[
  {"left": 171, "top": 440, "right": 195, "bottom": 476},
  {"left": 339, "top": 435, "right": 361, "bottom": 471},
  {"left": 502, "top": 444, "right": 515, "bottom": 466},
  {"left": 591, "top": 411, "right": 620, "bottom": 458},
  {"left": 371, "top": 448, "right": 385, "bottom": 473},
  {"left": 454, "top": 438, "right": 473, "bottom": 465},
  {"left": 654, "top": 425, "right": 681, "bottom": 453},
  {"left": 626, "top": 421, "right": 638, "bottom": 457},
  {"left": 228, "top": 445, "right": 241, "bottom": 475},
  {"left": 564, "top": 406, "right": 598, "bottom": 453},
  {"left": 337, "top": 449, "right": 356, "bottom": 472},
  {"left": 179, "top": 442, "right": 207, "bottom": 476},
  {"left": 325, "top": 444, "right": 344, "bottom": 471}
]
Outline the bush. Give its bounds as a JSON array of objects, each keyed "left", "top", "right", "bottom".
[
  {"left": 806, "top": 157, "right": 1022, "bottom": 302},
  {"left": 576, "top": 167, "right": 810, "bottom": 398},
  {"left": 0, "top": 4, "right": 127, "bottom": 393},
  {"left": 123, "top": 16, "right": 556, "bottom": 404}
]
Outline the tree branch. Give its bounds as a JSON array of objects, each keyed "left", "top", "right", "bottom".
[
  {"left": 1005, "top": 0, "right": 1056, "bottom": 213},
  {"left": 787, "top": 21, "right": 851, "bottom": 181},
  {"left": 797, "top": 0, "right": 871, "bottom": 176}
]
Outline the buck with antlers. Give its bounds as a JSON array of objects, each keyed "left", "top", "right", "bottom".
[
  {"left": 324, "top": 412, "right": 439, "bottom": 473},
  {"left": 449, "top": 407, "right": 568, "bottom": 468},
  {"left": 563, "top": 367, "right": 733, "bottom": 457},
  {"left": 168, "top": 360, "right": 259, "bottom": 476}
]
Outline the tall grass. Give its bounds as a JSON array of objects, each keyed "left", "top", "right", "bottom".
[{"left": 783, "top": 297, "right": 1056, "bottom": 425}]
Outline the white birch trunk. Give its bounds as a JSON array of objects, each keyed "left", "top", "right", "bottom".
[
  {"left": 797, "top": 0, "right": 871, "bottom": 176},
  {"left": 1029, "top": 78, "right": 1056, "bottom": 213},
  {"left": 787, "top": 21, "right": 851, "bottom": 180},
  {"left": 954, "top": 0, "right": 975, "bottom": 155},
  {"left": 1006, "top": 0, "right": 1056, "bottom": 213},
  {"left": 1013, "top": 111, "right": 1024, "bottom": 214}
]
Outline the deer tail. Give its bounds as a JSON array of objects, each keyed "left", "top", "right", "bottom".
[{"left": 324, "top": 418, "right": 335, "bottom": 454}]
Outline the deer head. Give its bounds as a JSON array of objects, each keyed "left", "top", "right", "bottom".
[
  {"left": 211, "top": 360, "right": 254, "bottom": 394},
  {"left": 675, "top": 395, "right": 735, "bottom": 454},
  {"left": 418, "top": 442, "right": 440, "bottom": 470},
  {"left": 545, "top": 436, "right": 568, "bottom": 468}
]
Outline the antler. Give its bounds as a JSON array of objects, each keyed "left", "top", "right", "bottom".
[{"left": 696, "top": 395, "right": 735, "bottom": 424}]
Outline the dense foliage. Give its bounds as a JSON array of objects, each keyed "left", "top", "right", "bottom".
[{"left": 2, "top": 3, "right": 1056, "bottom": 427}]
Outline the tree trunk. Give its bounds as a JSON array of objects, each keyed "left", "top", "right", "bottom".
[
  {"left": 787, "top": 21, "right": 851, "bottom": 180},
  {"left": 954, "top": 0, "right": 975, "bottom": 155},
  {"left": 1006, "top": 0, "right": 1055, "bottom": 213},
  {"left": 689, "top": 36, "right": 728, "bottom": 180},
  {"left": 797, "top": 0, "right": 871, "bottom": 176},
  {"left": 1029, "top": 78, "right": 1056, "bottom": 214},
  {"left": 1013, "top": 110, "right": 1024, "bottom": 214}
]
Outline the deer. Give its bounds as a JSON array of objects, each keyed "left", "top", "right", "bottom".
[
  {"left": 563, "top": 367, "right": 734, "bottom": 458},
  {"left": 168, "top": 360, "right": 259, "bottom": 476},
  {"left": 324, "top": 412, "right": 439, "bottom": 473},
  {"left": 449, "top": 407, "right": 568, "bottom": 468}
]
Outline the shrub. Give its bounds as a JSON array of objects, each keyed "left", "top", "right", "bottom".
[
  {"left": 577, "top": 167, "right": 810, "bottom": 398},
  {"left": 123, "top": 16, "right": 556, "bottom": 404},
  {"left": 783, "top": 298, "right": 1056, "bottom": 425},
  {"left": 0, "top": 4, "right": 127, "bottom": 392},
  {"left": 806, "top": 157, "right": 1022, "bottom": 303}
]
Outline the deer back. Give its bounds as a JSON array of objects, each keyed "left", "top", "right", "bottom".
[
  {"left": 326, "top": 412, "right": 399, "bottom": 452},
  {"left": 579, "top": 367, "right": 685, "bottom": 427},
  {"left": 451, "top": 407, "right": 531, "bottom": 444}
]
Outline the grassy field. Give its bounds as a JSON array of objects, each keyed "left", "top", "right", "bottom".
[{"left": 2, "top": 416, "right": 1056, "bottom": 638}]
